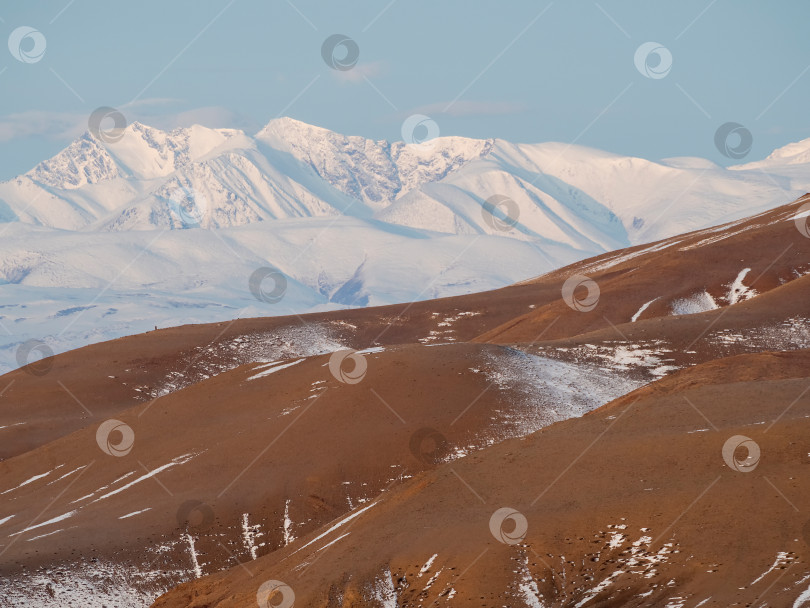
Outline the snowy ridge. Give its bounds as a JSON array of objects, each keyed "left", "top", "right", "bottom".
[{"left": 5, "top": 116, "right": 810, "bottom": 241}]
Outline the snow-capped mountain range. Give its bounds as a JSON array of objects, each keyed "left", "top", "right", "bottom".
[{"left": 1, "top": 116, "right": 809, "bottom": 373}]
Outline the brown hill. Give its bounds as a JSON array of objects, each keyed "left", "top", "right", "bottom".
[
  {"left": 477, "top": 193, "right": 810, "bottom": 344},
  {"left": 152, "top": 349, "right": 810, "bottom": 607},
  {"left": 0, "top": 284, "right": 550, "bottom": 461},
  {"left": 0, "top": 341, "right": 634, "bottom": 605}
]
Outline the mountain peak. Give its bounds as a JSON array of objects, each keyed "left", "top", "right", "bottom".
[
  {"left": 96, "top": 121, "right": 247, "bottom": 181},
  {"left": 258, "top": 115, "right": 332, "bottom": 134},
  {"left": 730, "top": 135, "right": 810, "bottom": 171},
  {"left": 254, "top": 116, "right": 493, "bottom": 208},
  {"left": 762, "top": 136, "right": 810, "bottom": 163},
  {"left": 27, "top": 131, "right": 119, "bottom": 189},
  {"left": 257, "top": 116, "right": 492, "bottom": 150},
  {"left": 255, "top": 117, "right": 352, "bottom": 153}
]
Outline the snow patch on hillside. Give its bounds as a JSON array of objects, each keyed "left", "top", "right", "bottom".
[
  {"left": 144, "top": 324, "right": 344, "bottom": 399},
  {"left": 709, "top": 317, "right": 810, "bottom": 353},
  {"left": 671, "top": 291, "right": 719, "bottom": 315},
  {"left": 369, "top": 569, "right": 399, "bottom": 608},
  {"left": 533, "top": 341, "right": 680, "bottom": 381},
  {"left": 470, "top": 347, "right": 645, "bottom": 440},
  {"left": 0, "top": 551, "right": 189, "bottom": 608},
  {"left": 631, "top": 298, "right": 659, "bottom": 322},
  {"left": 725, "top": 268, "right": 757, "bottom": 305}
]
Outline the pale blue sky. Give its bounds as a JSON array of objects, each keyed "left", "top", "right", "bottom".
[{"left": 1, "top": 0, "right": 809, "bottom": 179}]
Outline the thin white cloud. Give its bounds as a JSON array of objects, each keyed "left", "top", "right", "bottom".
[
  {"left": 137, "top": 106, "right": 258, "bottom": 133},
  {"left": 333, "top": 61, "right": 386, "bottom": 84},
  {"left": 121, "top": 97, "right": 184, "bottom": 109},
  {"left": 406, "top": 100, "right": 528, "bottom": 118},
  {"left": 0, "top": 110, "right": 85, "bottom": 142},
  {"left": 0, "top": 103, "right": 256, "bottom": 143}
]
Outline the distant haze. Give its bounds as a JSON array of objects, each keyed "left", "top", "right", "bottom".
[{"left": 1, "top": 0, "right": 809, "bottom": 179}]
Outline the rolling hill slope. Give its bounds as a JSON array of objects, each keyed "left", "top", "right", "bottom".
[{"left": 151, "top": 349, "right": 810, "bottom": 607}]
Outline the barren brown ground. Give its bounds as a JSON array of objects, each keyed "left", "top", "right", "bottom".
[{"left": 153, "top": 350, "right": 810, "bottom": 607}]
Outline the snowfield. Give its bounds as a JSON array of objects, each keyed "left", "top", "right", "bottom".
[{"left": 0, "top": 219, "right": 561, "bottom": 374}]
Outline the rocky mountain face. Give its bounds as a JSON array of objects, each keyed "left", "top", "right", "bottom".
[{"left": 5, "top": 117, "right": 810, "bottom": 245}]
